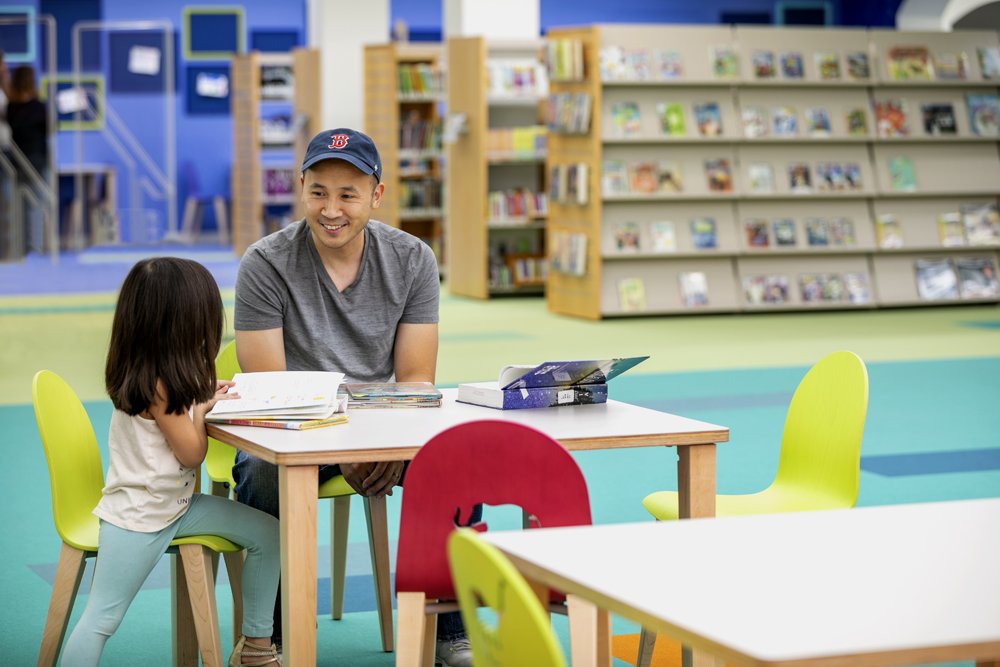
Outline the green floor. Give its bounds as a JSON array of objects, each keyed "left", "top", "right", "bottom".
[{"left": 3, "top": 290, "right": 998, "bottom": 666}]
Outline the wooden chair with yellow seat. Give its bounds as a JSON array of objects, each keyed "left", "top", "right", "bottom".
[
  {"left": 447, "top": 528, "right": 567, "bottom": 667},
  {"left": 206, "top": 340, "right": 395, "bottom": 651},
  {"left": 32, "top": 370, "right": 244, "bottom": 667},
  {"left": 636, "top": 350, "right": 869, "bottom": 667}
]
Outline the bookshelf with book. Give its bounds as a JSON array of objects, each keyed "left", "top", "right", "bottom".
[
  {"left": 446, "top": 37, "right": 550, "bottom": 297},
  {"left": 364, "top": 43, "right": 446, "bottom": 269},
  {"left": 231, "top": 49, "right": 321, "bottom": 255},
  {"left": 543, "top": 24, "right": 1000, "bottom": 317}
]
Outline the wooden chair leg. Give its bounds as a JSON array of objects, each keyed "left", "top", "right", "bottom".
[
  {"left": 395, "top": 592, "right": 427, "bottom": 667},
  {"left": 330, "top": 495, "right": 351, "bottom": 620},
  {"left": 178, "top": 544, "right": 223, "bottom": 667},
  {"left": 172, "top": 555, "right": 199, "bottom": 667},
  {"left": 223, "top": 550, "right": 245, "bottom": 645},
  {"left": 422, "top": 610, "right": 438, "bottom": 667},
  {"left": 37, "top": 543, "right": 87, "bottom": 667},
  {"left": 364, "top": 494, "right": 395, "bottom": 652},
  {"left": 213, "top": 196, "right": 229, "bottom": 245},
  {"left": 637, "top": 628, "right": 657, "bottom": 667}
]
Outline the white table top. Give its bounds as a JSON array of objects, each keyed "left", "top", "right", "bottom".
[
  {"left": 483, "top": 498, "right": 1000, "bottom": 667},
  {"left": 207, "top": 388, "right": 729, "bottom": 466}
]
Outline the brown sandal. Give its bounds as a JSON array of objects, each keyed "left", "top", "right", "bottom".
[{"left": 228, "top": 635, "right": 281, "bottom": 667}]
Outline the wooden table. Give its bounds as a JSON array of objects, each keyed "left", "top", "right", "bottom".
[
  {"left": 206, "top": 388, "right": 729, "bottom": 666},
  {"left": 483, "top": 498, "right": 1000, "bottom": 667}
]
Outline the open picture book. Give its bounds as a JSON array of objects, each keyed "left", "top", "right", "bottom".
[
  {"left": 457, "top": 356, "right": 650, "bottom": 410},
  {"left": 205, "top": 371, "right": 348, "bottom": 429}
]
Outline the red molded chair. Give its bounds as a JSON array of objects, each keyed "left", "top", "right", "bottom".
[{"left": 394, "top": 420, "right": 592, "bottom": 666}]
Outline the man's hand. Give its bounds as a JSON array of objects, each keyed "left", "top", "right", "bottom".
[{"left": 339, "top": 460, "right": 405, "bottom": 497}]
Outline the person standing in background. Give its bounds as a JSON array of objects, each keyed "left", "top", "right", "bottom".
[{"left": 6, "top": 64, "right": 49, "bottom": 255}]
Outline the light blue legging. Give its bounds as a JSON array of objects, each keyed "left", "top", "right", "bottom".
[{"left": 60, "top": 493, "right": 280, "bottom": 666}]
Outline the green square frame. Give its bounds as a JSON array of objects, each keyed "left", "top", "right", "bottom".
[
  {"left": 40, "top": 74, "right": 106, "bottom": 131},
  {"left": 182, "top": 5, "right": 246, "bottom": 61}
]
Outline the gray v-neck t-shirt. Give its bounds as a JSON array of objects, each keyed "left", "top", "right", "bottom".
[{"left": 234, "top": 219, "right": 439, "bottom": 382}]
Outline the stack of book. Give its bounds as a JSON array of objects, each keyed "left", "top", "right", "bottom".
[
  {"left": 206, "top": 371, "right": 348, "bottom": 430},
  {"left": 344, "top": 382, "right": 443, "bottom": 409}
]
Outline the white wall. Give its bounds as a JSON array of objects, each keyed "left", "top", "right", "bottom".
[
  {"left": 897, "top": 0, "right": 1000, "bottom": 29},
  {"left": 307, "top": 0, "right": 390, "bottom": 131},
  {"left": 442, "top": 0, "right": 539, "bottom": 39}
]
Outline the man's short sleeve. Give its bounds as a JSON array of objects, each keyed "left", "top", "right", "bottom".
[
  {"left": 234, "top": 248, "right": 288, "bottom": 331},
  {"left": 401, "top": 242, "right": 440, "bottom": 324}
]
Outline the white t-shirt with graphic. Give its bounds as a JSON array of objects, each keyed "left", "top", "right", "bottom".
[{"left": 94, "top": 409, "right": 197, "bottom": 532}]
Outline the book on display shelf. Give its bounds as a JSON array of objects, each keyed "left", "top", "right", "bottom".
[
  {"left": 828, "top": 218, "right": 856, "bottom": 246},
  {"left": 788, "top": 162, "right": 812, "bottom": 193},
  {"left": 618, "top": 277, "right": 647, "bottom": 311},
  {"left": 601, "top": 160, "right": 629, "bottom": 196},
  {"left": 844, "top": 272, "right": 871, "bottom": 304},
  {"left": 955, "top": 256, "right": 999, "bottom": 299},
  {"left": 657, "top": 102, "right": 687, "bottom": 136},
  {"left": 752, "top": 50, "right": 776, "bottom": 79},
  {"left": 805, "top": 108, "right": 831, "bottom": 137},
  {"left": 710, "top": 46, "right": 739, "bottom": 79},
  {"left": 627, "top": 161, "right": 659, "bottom": 194},
  {"left": 694, "top": 102, "right": 723, "bottom": 137},
  {"left": 772, "top": 218, "right": 797, "bottom": 246},
  {"left": 656, "top": 49, "right": 684, "bottom": 79},
  {"left": 799, "top": 273, "right": 845, "bottom": 303},
  {"left": 846, "top": 108, "right": 869, "bottom": 136},
  {"left": 914, "top": 258, "right": 958, "bottom": 300},
  {"left": 846, "top": 52, "right": 870, "bottom": 79},
  {"left": 613, "top": 221, "right": 642, "bottom": 252},
  {"left": 772, "top": 106, "right": 797, "bottom": 136},
  {"left": 815, "top": 52, "right": 841, "bottom": 80},
  {"left": 961, "top": 202, "right": 1000, "bottom": 246},
  {"left": 704, "top": 158, "right": 733, "bottom": 193},
  {"left": 875, "top": 99, "right": 909, "bottom": 138},
  {"left": 456, "top": 356, "right": 649, "bottom": 410},
  {"left": 657, "top": 161, "right": 683, "bottom": 193},
  {"left": 805, "top": 218, "right": 829, "bottom": 246},
  {"left": 933, "top": 52, "right": 968, "bottom": 80},
  {"left": 965, "top": 93, "right": 1000, "bottom": 137},
  {"left": 690, "top": 217, "right": 718, "bottom": 249},
  {"left": 887, "top": 46, "right": 933, "bottom": 81},
  {"left": 921, "top": 103, "right": 957, "bottom": 136},
  {"left": 888, "top": 156, "right": 917, "bottom": 192},
  {"left": 206, "top": 371, "right": 346, "bottom": 423},
  {"left": 780, "top": 51, "right": 804, "bottom": 79},
  {"left": 744, "top": 219, "right": 770, "bottom": 248},
  {"left": 742, "top": 106, "right": 767, "bottom": 138},
  {"left": 875, "top": 214, "right": 905, "bottom": 248},
  {"left": 747, "top": 163, "right": 775, "bottom": 193},
  {"left": 937, "top": 212, "right": 965, "bottom": 247},
  {"left": 744, "top": 275, "right": 789, "bottom": 305},
  {"left": 679, "top": 271, "right": 709, "bottom": 307},
  {"left": 649, "top": 221, "right": 677, "bottom": 253},
  {"left": 610, "top": 101, "right": 642, "bottom": 137},
  {"left": 977, "top": 47, "right": 1000, "bottom": 80}
]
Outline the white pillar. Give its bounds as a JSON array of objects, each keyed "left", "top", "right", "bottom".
[
  {"left": 442, "top": 0, "right": 540, "bottom": 39},
  {"left": 896, "top": 0, "right": 950, "bottom": 29},
  {"left": 307, "top": 0, "right": 390, "bottom": 131}
]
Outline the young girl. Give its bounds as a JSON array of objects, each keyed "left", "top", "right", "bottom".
[{"left": 61, "top": 257, "right": 280, "bottom": 667}]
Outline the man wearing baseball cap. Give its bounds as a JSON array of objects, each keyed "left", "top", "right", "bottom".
[{"left": 231, "top": 128, "right": 474, "bottom": 665}]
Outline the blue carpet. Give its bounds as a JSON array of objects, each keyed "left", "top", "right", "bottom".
[{"left": 862, "top": 448, "right": 1000, "bottom": 476}]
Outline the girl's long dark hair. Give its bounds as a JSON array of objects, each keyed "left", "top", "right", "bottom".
[{"left": 106, "top": 257, "right": 222, "bottom": 415}]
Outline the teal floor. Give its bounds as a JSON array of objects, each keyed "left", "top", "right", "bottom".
[{"left": 2, "top": 254, "right": 999, "bottom": 665}]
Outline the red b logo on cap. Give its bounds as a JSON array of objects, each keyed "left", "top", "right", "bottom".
[{"left": 328, "top": 133, "right": 349, "bottom": 149}]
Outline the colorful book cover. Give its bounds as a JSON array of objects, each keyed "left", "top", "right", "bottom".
[
  {"left": 618, "top": 278, "right": 647, "bottom": 311},
  {"left": 888, "top": 156, "right": 917, "bottom": 192},
  {"left": 657, "top": 161, "right": 683, "bottom": 193},
  {"left": 977, "top": 47, "right": 1000, "bottom": 80},
  {"left": 743, "top": 275, "right": 789, "bottom": 305},
  {"left": 805, "top": 107, "right": 831, "bottom": 136},
  {"left": 610, "top": 101, "right": 642, "bottom": 137},
  {"left": 815, "top": 52, "right": 841, "bottom": 80},
  {"left": 623, "top": 48, "right": 652, "bottom": 80},
  {"left": 747, "top": 162, "right": 775, "bottom": 193},
  {"left": 846, "top": 108, "right": 869, "bottom": 136},
  {"left": 772, "top": 106, "right": 798, "bottom": 136},
  {"left": 656, "top": 49, "right": 684, "bottom": 79},
  {"left": 627, "top": 161, "right": 659, "bottom": 194},
  {"left": 772, "top": 218, "right": 797, "bottom": 246},
  {"left": 752, "top": 50, "right": 776, "bottom": 79},
  {"left": 799, "top": 273, "right": 825, "bottom": 303},
  {"left": 704, "top": 158, "right": 733, "bottom": 193},
  {"left": 780, "top": 51, "right": 804, "bottom": 79},
  {"left": 914, "top": 258, "right": 958, "bottom": 300},
  {"left": 613, "top": 221, "right": 641, "bottom": 252},
  {"left": 601, "top": 159, "right": 629, "bottom": 196},
  {"left": 933, "top": 52, "right": 968, "bottom": 80},
  {"left": 844, "top": 162, "right": 863, "bottom": 190},
  {"left": 961, "top": 202, "right": 1000, "bottom": 246},
  {"left": 888, "top": 46, "right": 934, "bottom": 81},
  {"left": 921, "top": 103, "right": 957, "bottom": 135},
  {"left": 694, "top": 101, "right": 724, "bottom": 136},
  {"left": 497, "top": 356, "right": 650, "bottom": 390},
  {"left": 679, "top": 271, "right": 709, "bottom": 307},
  {"left": 955, "top": 256, "right": 999, "bottom": 298},
  {"left": 843, "top": 272, "right": 872, "bottom": 304},
  {"left": 815, "top": 162, "right": 846, "bottom": 192},
  {"left": 741, "top": 106, "right": 768, "bottom": 138},
  {"left": 788, "top": 162, "right": 812, "bottom": 192},
  {"left": 656, "top": 102, "right": 687, "bottom": 136},
  {"left": 875, "top": 213, "right": 904, "bottom": 248},
  {"left": 805, "top": 218, "right": 829, "bottom": 246},
  {"left": 599, "top": 46, "right": 627, "bottom": 81},
  {"left": 690, "top": 217, "right": 718, "bottom": 249},
  {"left": 965, "top": 93, "right": 1000, "bottom": 136},
  {"left": 209, "top": 415, "right": 349, "bottom": 430},
  {"left": 846, "top": 52, "right": 870, "bottom": 79},
  {"left": 828, "top": 218, "right": 856, "bottom": 246},
  {"left": 744, "top": 219, "right": 770, "bottom": 248},
  {"left": 875, "top": 99, "right": 909, "bottom": 137},
  {"left": 649, "top": 221, "right": 677, "bottom": 253},
  {"left": 456, "top": 383, "right": 609, "bottom": 410},
  {"left": 937, "top": 212, "right": 965, "bottom": 247},
  {"left": 711, "top": 46, "right": 739, "bottom": 79}
]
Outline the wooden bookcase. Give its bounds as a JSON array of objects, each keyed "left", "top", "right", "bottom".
[
  {"left": 231, "top": 48, "right": 320, "bottom": 255},
  {"left": 446, "top": 36, "right": 549, "bottom": 298},
  {"left": 544, "top": 25, "right": 1000, "bottom": 319},
  {"left": 364, "top": 43, "right": 446, "bottom": 268}
]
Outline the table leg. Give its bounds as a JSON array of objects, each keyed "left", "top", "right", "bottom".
[
  {"left": 172, "top": 556, "right": 199, "bottom": 666},
  {"left": 279, "top": 465, "right": 319, "bottom": 667},
  {"left": 678, "top": 443, "right": 717, "bottom": 667},
  {"left": 566, "top": 594, "right": 612, "bottom": 667}
]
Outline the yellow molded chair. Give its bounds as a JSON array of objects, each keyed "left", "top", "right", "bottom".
[
  {"left": 206, "top": 341, "right": 394, "bottom": 651},
  {"left": 636, "top": 350, "right": 869, "bottom": 666},
  {"left": 448, "top": 529, "right": 567, "bottom": 667},
  {"left": 32, "top": 370, "right": 244, "bottom": 667}
]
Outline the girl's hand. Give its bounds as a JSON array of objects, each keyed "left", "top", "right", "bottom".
[{"left": 200, "top": 380, "right": 240, "bottom": 413}]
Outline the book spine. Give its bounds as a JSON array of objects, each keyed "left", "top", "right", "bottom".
[
  {"left": 501, "top": 384, "right": 608, "bottom": 409},
  {"left": 218, "top": 419, "right": 295, "bottom": 429}
]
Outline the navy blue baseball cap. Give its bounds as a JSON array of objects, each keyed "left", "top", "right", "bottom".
[{"left": 301, "top": 128, "right": 381, "bottom": 182}]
